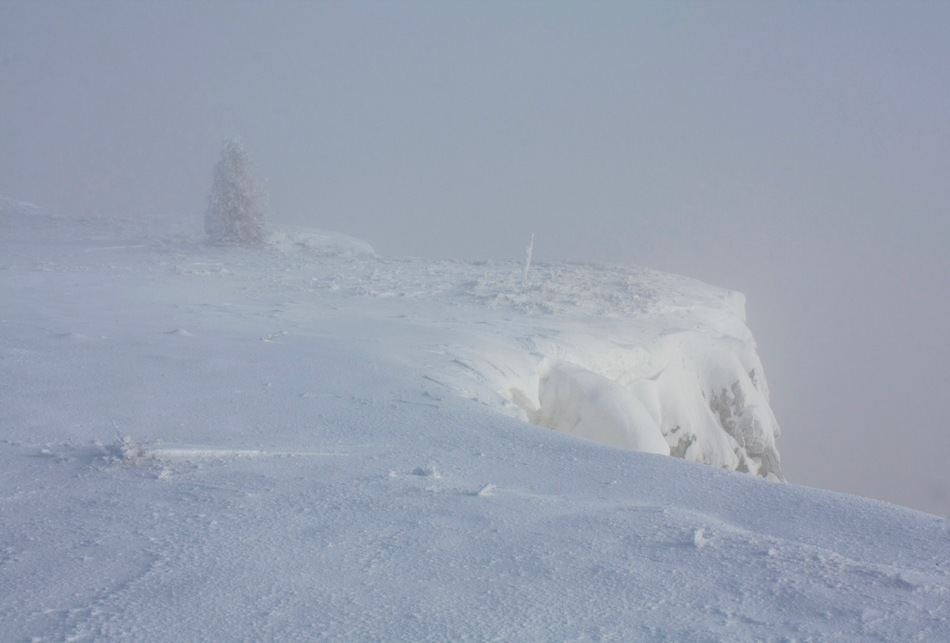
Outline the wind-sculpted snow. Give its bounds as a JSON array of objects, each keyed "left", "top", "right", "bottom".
[
  {"left": 2, "top": 204, "right": 947, "bottom": 640},
  {"left": 266, "top": 234, "right": 783, "bottom": 478},
  {"left": 534, "top": 362, "right": 671, "bottom": 455},
  {"left": 2, "top": 206, "right": 781, "bottom": 476}
]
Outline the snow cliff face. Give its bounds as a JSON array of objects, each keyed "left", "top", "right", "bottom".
[
  {"left": 436, "top": 267, "right": 784, "bottom": 480},
  {"left": 513, "top": 331, "right": 782, "bottom": 480}
]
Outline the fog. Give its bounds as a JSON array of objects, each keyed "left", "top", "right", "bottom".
[{"left": 3, "top": 1, "right": 948, "bottom": 514}]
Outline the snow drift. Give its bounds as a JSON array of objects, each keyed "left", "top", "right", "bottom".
[{"left": 534, "top": 361, "right": 671, "bottom": 455}]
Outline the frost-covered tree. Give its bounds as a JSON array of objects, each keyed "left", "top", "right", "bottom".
[{"left": 205, "top": 138, "right": 269, "bottom": 246}]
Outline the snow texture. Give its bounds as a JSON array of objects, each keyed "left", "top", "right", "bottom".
[{"left": 1, "top": 200, "right": 948, "bottom": 640}]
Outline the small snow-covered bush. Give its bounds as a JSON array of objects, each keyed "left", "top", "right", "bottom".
[{"left": 205, "top": 138, "right": 269, "bottom": 246}]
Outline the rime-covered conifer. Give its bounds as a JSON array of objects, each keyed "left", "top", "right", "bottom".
[{"left": 205, "top": 139, "right": 269, "bottom": 246}]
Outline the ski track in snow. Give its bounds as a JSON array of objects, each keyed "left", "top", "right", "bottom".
[{"left": 1, "top": 204, "right": 949, "bottom": 640}]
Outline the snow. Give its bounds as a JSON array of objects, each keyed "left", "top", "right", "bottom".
[
  {"left": 2, "top": 200, "right": 949, "bottom": 640},
  {"left": 534, "top": 361, "right": 670, "bottom": 455}
]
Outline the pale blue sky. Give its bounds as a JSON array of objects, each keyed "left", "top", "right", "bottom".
[{"left": 3, "top": 1, "right": 949, "bottom": 513}]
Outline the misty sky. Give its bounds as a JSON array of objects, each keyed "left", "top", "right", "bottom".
[{"left": 2, "top": 1, "right": 949, "bottom": 514}]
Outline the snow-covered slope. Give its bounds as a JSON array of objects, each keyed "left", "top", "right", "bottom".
[
  {"left": 2, "top": 197, "right": 783, "bottom": 478},
  {"left": 2, "top": 202, "right": 948, "bottom": 640}
]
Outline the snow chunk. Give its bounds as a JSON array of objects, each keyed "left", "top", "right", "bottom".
[
  {"left": 475, "top": 483, "right": 497, "bottom": 497},
  {"left": 411, "top": 463, "right": 441, "bottom": 479},
  {"left": 536, "top": 362, "right": 670, "bottom": 455},
  {"left": 693, "top": 528, "right": 708, "bottom": 549}
]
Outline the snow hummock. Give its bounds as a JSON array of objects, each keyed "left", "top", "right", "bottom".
[
  {"left": 2, "top": 201, "right": 948, "bottom": 640},
  {"left": 534, "top": 361, "right": 671, "bottom": 454}
]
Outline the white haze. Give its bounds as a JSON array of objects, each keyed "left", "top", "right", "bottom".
[{"left": 2, "top": 1, "right": 949, "bottom": 514}]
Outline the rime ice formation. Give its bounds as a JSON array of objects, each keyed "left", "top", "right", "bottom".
[{"left": 424, "top": 262, "right": 785, "bottom": 480}]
